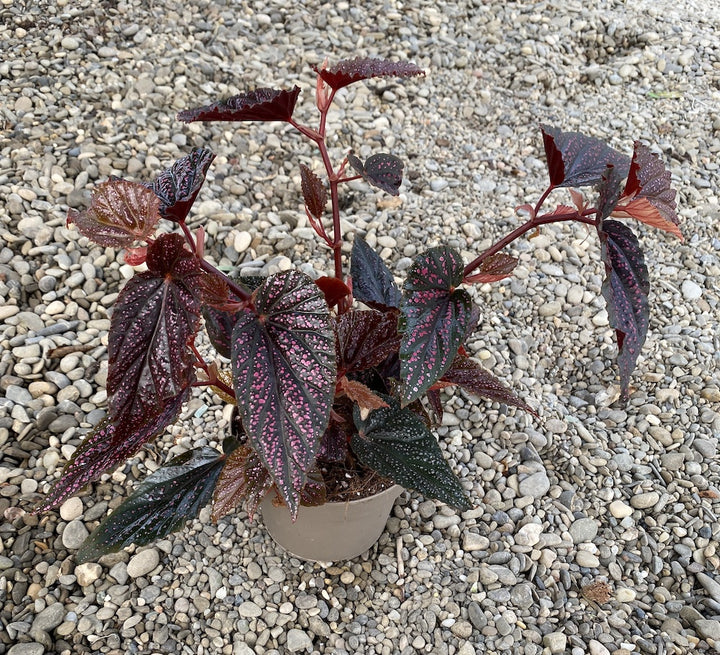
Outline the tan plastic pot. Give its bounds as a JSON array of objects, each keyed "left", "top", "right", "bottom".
[{"left": 260, "top": 485, "right": 403, "bottom": 562}]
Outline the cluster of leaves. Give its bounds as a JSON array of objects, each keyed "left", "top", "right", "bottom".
[{"left": 37, "top": 57, "right": 680, "bottom": 561}]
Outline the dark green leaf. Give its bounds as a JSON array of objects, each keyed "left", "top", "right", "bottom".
[
  {"left": 350, "top": 236, "right": 402, "bottom": 309},
  {"left": 351, "top": 400, "right": 471, "bottom": 510},
  {"left": 399, "top": 247, "right": 473, "bottom": 404},
  {"left": 77, "top": 447, "right": 224, "bottom": 562}
]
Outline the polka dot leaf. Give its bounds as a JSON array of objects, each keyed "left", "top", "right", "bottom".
[
  {"left": 351, "top": 398, "right": 471, "bottom": 510},
  {"left": 399, "top": 246, "right": 474, "bottom": 405},
  {"left": 231, "top": 270, "right": 336, "bottom": 520},
  {"left": 177, "top": 87, "right": 301, "bottom": 123},
  {"left": 598, "top": 220, "right": 650, "bottom": 402},
  {"left": 76, "top": 447, "right": 224, "bottom": 563}
]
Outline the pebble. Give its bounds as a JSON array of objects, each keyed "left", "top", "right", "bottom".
[
  {"left": 576, "top": 551, "right": 600, "bottom": 568},
  {"left": 61, "top": 520, "right": 89, "bottom": 550},
  {"left": 286, "top": 628, "right": 313, "bottom": 652},
  {"left": 630, "top": 491, "right": 660, "bottom": 509},
  {"left": 463, "top": 532, "right": 490, "bottom": 551},
  {"left": 515, "top": 523, "right": 543, "bottom": 547},
  {"left": 609, "top": 501, "right": 633, "bottom": 519},
  {"left": 518, "top": 472, "right": 550, "bottom": 498},
  {"left": 569, "top": 518, "right": 599, "bottom": 543},
  {"left": 543, "top": 632, "right": 567, "bottom": 653},
  {"left": 59, "top": 497, "right": 83, "bottom": 521},
  {"left": 697, "top": 572, "right": 720, "bottom": 604},
  {"left": 126, "top": 549, "right": 160, "bottom": 578},
  {"left": 681, "top": 279, "right": 703, "bottom": 300},
  {"left": 31, "top": 603, "right": 65, "bottom": 632},
  {"left": 75, "top": 562, "right": 102, "bottom": 586}
]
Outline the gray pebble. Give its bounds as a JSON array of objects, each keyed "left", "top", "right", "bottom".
[
  {"left": 61, "top": 520, "right": 89, "bottom": 550},
  {"left": 127, "top": 548, "right": 160, "bottom": 578}
]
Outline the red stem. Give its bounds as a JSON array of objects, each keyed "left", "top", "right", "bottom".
[
  {"left": 198, "top": 259, "right": 252, "bottom": 304},
  {"left": 463, "top": 209, "right": 598, "bottom": 278}
]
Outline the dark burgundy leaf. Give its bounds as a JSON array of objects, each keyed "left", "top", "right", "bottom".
[
  {"left": 299, "top": 164, "right": 327, "bottom": 219},
  {"left": 351, "top": 399, "right": 471, "bottom": 510},
  {"left": 108, "top": 234, "right": 202, "bottom": 441},
  {"left": 67, "top": 179, "right": 160, "bottom": 248},
  {"left": 212, "top": 445, "right": 273, "bottom": 521},
  {"left": 299, "top": 466, "right": 327, "bottom": 507},
  {"left": 598, "top": 220, "right": 650, "bottom": 402},
  {"left": 612, "top": 142, "right": 682, "bottom": 239},
  {"left": 399, "top": 247, "right": 473, "bottom": 405},
  {"left": 350, "top": 236, "right": 402, "bottom": 309},
  {"left": 464, "top": 253, "right": 518, "bottom": 284},
  {"left": 148, "top": 148, "right": 215, "bottom": 223},
  {"left": 231, "top": 270, "right": 336, "bottom": 518},
  {"left": 318, "top": 416, "right": 350, "bottom": 463},
  {"left": 596, "top": 163, "right": 629, "bottom": 221},
  {"left": 177, "top": 87, "right": 301, "bottom": 123},
  {"left": 315, "top": 276, "right": 351, "bottom": 309},
  {"left": 426, "top": 388, "right": 444, "bottom": 423},
  {"left": 335, "top": 309, "right": 401, "bottom": 375},
  {"left": 77, "top": 447, "right": 224, "bottom": 562},
  {"left": 440, "top": 355, "right": 537, "bottom": 416},
  {"left": 314, "top": 58, "right": 425, "bottom": 91},
  {"left": 36, "top": 390, "right": 189, "bottom": 512},
  {"left": 541, "top": 125, "right": 630, "bottom": 188},
  {"left": 347, "top": 152, "right": 403, "bottom": 196}
]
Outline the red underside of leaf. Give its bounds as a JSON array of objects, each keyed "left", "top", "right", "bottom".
[
  {"left": 68, "top": 179, "right": 160, "bottom": 248},
  {"left": 212, "top": 446, "right": 272, "bottom": 522}
]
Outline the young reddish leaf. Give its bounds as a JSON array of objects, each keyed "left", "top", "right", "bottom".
[
  {"left": 348, "top": 152, "right": 403, "bottom": 196},
  {"left": 67, "top": 179, "right": 160, "bottom": 248},
  {"left": 570, "top": 189, "right": 587, "bottom": 212},
  {"left": 440, "top": 355, "right": 537, "bottom": 416},
  {"left": 76, "top": 447, "right": 224, "bottom": 562},
  {"left": 36, "top": 390, "right": 189, "bottom": 512},
  {"left": 464, "top": 253, "right": 518, "bottom": 284},
  {"left": 108, "top": 234, "right": 202, "bottom": 441},
  {"left": 335, "top": 309, "right": 401, "bottom": 375},
  {"left": 541, "top": 125, "right": 630, "bottom": 188},
  {"left": 351, "top": 399, "right": 471, "bottom": 510},
  {"left": 231, "top": 270, "right": 336, "bottom": 519},
  {"left": 212, "top": 445, "right": 273, "bottom": 522},
  {"left": 299, "top": 164, "right": 327, "bottom": 219},
  {"left": 598, "top": 220, "right": 650, "bottom": 402},
  {"left": 339, "top": 377, "right": 390, "bottom": 415},
  {"left": 122, "top": 246, "right": 148, "bottom": 267},
  {"left": 611, "top": 142, "right": 682, "bottom": 240},
  {"left": 314, "top": 57, "right": 425, "bottom": 91},
  {"left": 177, "top": 87, "right": 301, "bottom": 123},
  {"left": 315, "top": 276, "right": 351, "bottom": 309},
  {"left": 350, "top": 236, "right": 402, "bottom": 309},
  {"left": 147, "top": 148, "right": 215, "bottom": 223},
  {"left": 399, "top": 247, "right": 474, "bottom": 405}
]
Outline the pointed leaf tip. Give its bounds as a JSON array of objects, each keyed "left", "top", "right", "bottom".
[{"left": 612, "top": 142, "right": 682, "bottom": 240}]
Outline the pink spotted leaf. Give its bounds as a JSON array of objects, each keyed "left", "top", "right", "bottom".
[
  {"left": 399, "top": 247, "right": 474, "bottom": 405},
  {"left": 611, "top": 142, "right": 682, "bottom": 240},
  {"left": 230, "top": 270, "right": 336, "bottom": 519},
  {"left": 335, "top": 309, "right": 401, "bottom": 375},
  {"left": 177, "top": 87, "right": 301, "bottom": 123},
  {"left": 347, "top": 151, "right": 403, "bottom": 196},
  {"left": 541, "top": 125, "right": 630, "bottom": 188},
  {"left": 108, "top": 234, "right": 202, "bottom": 442},
  {"left": 314, "top": 57, "right": 424, "bottom": 91},
  {"left": 67, "top": 179, "right": 160, "bottom": 248},
  {"left": 598, "top": 220, "right": 650, "bottom": 402},
  {"left": 36, "top": 390, "right": 189, "bottom": 512}
]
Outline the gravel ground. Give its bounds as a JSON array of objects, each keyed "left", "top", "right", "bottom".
[{"left": 1, "top": 0, "right": 720, "bottom": 654}]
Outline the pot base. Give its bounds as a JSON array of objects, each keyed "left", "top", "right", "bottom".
[{"left": 261, "top": 485, "right": 403, "bottom": 562}]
